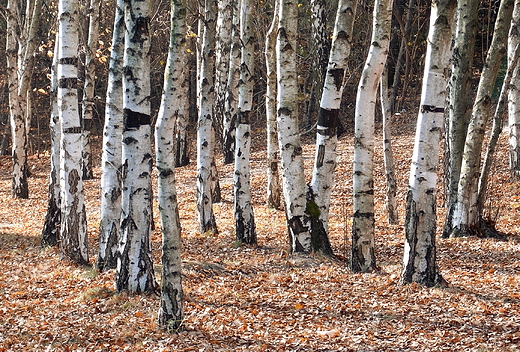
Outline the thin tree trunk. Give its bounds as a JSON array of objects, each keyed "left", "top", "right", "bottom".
[
  {"left": 222, "top": 0, "right": 240, "bottom": 165},
  {"left": 380, "top": 68, "right": 398, "bottom": 224},
  {"left": 81, "top": 0, "right": 101, "bottom": 180},
  {"left": 265, "top": 0, "right": 281, "bottom": 209},
  {"left": 351, "top": 0, "right": 392, "bottom": 273},
  {"left": 196, "top": 0, "right": 219, "bottom": 234},
  {"left": 309, "top": 0, "right": 358, "bottom": 255},
  {"left": 442, "top": 0, "right": 479, "bottom": 238},
  {"left": 478, "top": 44, "right": 520, "bottom": 218},
  {"left": 116, "top": 0, "right": 156, "bottom": 293},
  {"left": 42, "top": 35, "right": 61, "bottom": 247},
  {"left": 156, "top": 0, "right": 186, "bottom": 330},
  {"left": 509, "top": 0, "right": 520, "bottom": 180},
  {"left": 58, "top": 0, "right": 89, "bottom": 265},
  {"left": 97, "top": 0, "right": 124, "bottom": 272},
  {"left": 451, "top": 0, "right": 514, "bottom": 238},
  {"left": 400, "top": 0, "right": 455, "bottom": 287},
  {"left": 234, "top": 0, "right": 256, "bottom": 245}
]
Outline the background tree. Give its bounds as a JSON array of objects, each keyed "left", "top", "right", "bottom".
[
  {"left": 116, "top": 0, "right": 156, "bottom": 293},
  {"left": 509, "top": 0, "right": 520, "bottom": 179},
  {"left": 451, "top": 0, "right": 514, "bottom": 238},
  {"left": 351, "top": 0, "right": 392, "bottom": 273},
  {"left": 443, "top": 0, "right": 479, "bottom": 238},
  {"left": 265, "top": 0, "right": 281, "bottom": 209},
  {"left": 6, "top": 0, "right": 42, "bottom": 198}
]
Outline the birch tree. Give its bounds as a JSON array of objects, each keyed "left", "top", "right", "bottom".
[
  {"left": 97, "top": 0, "right": 124, "bottom": 272},
  {"left": 265, "top": 0, "right": 281, "bottom": 209},
  {"left": 234, "top": 0, "right": 256, "bottom": 244},
  {"left": 156, "top": 0, "right": 186, "bottom": 330},
  {"left": 309, "top": 0, "right": 357, "bottom": 253},
  {"left": 351, "top": 0, "right": 392, "bottom": 272},
  {"left": 400, "top": 0, "right": 455, "bottom": 287},
  {"left": 116, "top": 0, "right": 156, "bottom": 293},
  {"left": 6, "top": 0, "right": 42, "bottom": 198},
  {"left": 42, "top": 36, "right": 61, "bottom": 247},
  {"left": 451, "top": 0, "right": 514, "bottom": 238},
  {"left": 81, "top": 0, "right": 101, "bottom": 180},
  {"left": 509, "top": 0, "right": 520, "bottom": 180},
  {"left": 197, "top": 0, "right": 219, "bottom": 234},
  {"left": 58, "top": 0, "right": 89, "bottom": 265},
  {"left": 443, "top": 0, "right": 479, "bottom": 238},
  {"left": 276, "top": 0, "right": 311, "bottom": 253},
  {"left": 222, "top": 0, "right": 240, "bottom": 165}
]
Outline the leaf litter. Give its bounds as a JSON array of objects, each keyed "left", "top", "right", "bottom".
[{"left": 0, "top": 120, "right": 519, "bottom": 351}]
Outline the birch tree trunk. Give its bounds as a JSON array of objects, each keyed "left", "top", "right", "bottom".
[
  {"left": 234, "top": 0, "right": 256, "bottom": 245},
  {"left": 6, "top": 0, "right": 42, "bottom": 199},
  {"left": 156, "top": 0, "right": 186, "bottom": 330},
  {"left": 197, "top": 0, "right": 219, "bottom": 234},
  {"left": 451, "top": 0, "right": 514, "bottom": 238},
  {"left": 42, "top": 36, "right": 61, "bottom": 247},
  {"left": 351, "top": 0, "right": 392, "bottom": 273},
  {"left": 265, "top": 0, "right": 281, "bottom": 209},
  {"left": 277, "top": 0, "right": 311, "bottom": 253},
  {"left": 116, "top": 0, "right": 156, "bottom": 293},
  {"left": 509, "top": 0, "right": 520, "bottom": 180},
  {"left": 442, "top": 0, "right": 479, "bottom": 238},
  {"left": 81, "top": 0, "right": 101, "bottom": 180},
  {"left": 309, "top": 0, "right": 357, "bottom": 255},
  {"left": 222, "top": 0, "right": 240, "bottom": 165},
  {"left": 380, "top": 69, "right": 399, "bottom": 224},
  {"left": 97, "top": 0, "right": 124, "bottom": 272},
  {"left": 400, "top": 0, "right": 455, "bottom": 287},
  {"left": 214, "top": 0, "right": 233, "bottom": 151},
  {"left": 58, "top": 0, "right": 89, "bottom": 265},
  {"left": 478, "top": 47, "right": 520, "bottom": 218}
]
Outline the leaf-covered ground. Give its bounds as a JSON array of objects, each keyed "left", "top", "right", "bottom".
[{"left": 1, "top": 119, "right": 519, "bottom": 351}]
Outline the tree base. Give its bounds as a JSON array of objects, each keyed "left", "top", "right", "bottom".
[{"left": 450, "top": 218, "right": 508, "bottom": 240}]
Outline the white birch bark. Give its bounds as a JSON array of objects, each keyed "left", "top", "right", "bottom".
[
  {"left": 400, "top": 0, "right": 455, "bottom": 287},
  {"left": 451, "top": 0, "right": 514, "bottom": 237},
  {"left": 214, "top": 0, "right": 233, "bottom": 149},
  {"left": 380, "top": 69, "right": 399, "bottom": 224},
  {"left": 42, "top": 35, "right": 61, "bottom": 247},
  {"left": 6, "top": 0, "right": 42, "bottom": 198},
  {"left": 197, "top": 0, "right": 219, "bottom": 234},
  {"left": 265, "top": 0, "right": 281, "bottom": 209},
  {"left": 156, "top": 0, "right": 186, "bottom": 330},
  {"left": 97, "top": 0, "right": 124, "bottom": 272},
  {"left": 234, "top": 0, "right": 256, "bottom": 245},
  {"left": 277, "top": 0, "right": 311, "bottom": 253},
  {"left": 443, "top": 0, "right": 479, "bottom": 238},
  {"left": 351, "top": 0, "right": 392, "bottom": 273},
  {"left": 116, "top": 0, "right": 156, "bottom": 293},
  {"left": 81, "top": 0, "right": 101, "bottom": 180},
  {"left": 509, "top": 0, "right": 520, "bottom": 180},
  {"left": 58, "top": 0, "right": 89, "bottom": 265},
  {"left": 310, "top": 0, "right": 357, "bottom": 235},
  {"left": 222, "top": 0, "right": 240, "bottom": 165}
]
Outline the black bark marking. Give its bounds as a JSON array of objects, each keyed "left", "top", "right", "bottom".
[
  {"left": 58, "top": 78, "right": 78, "bottom": 89},
  {"left": 317, "top": 108, "right": 339, "bottom": 136},
  {"left": 124, "top": 109, "right": 151, "bottom": 130}
]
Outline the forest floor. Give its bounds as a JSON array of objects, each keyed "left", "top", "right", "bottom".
[{"left": 0, "top": 115, "right": 520, "bottom": 351}]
